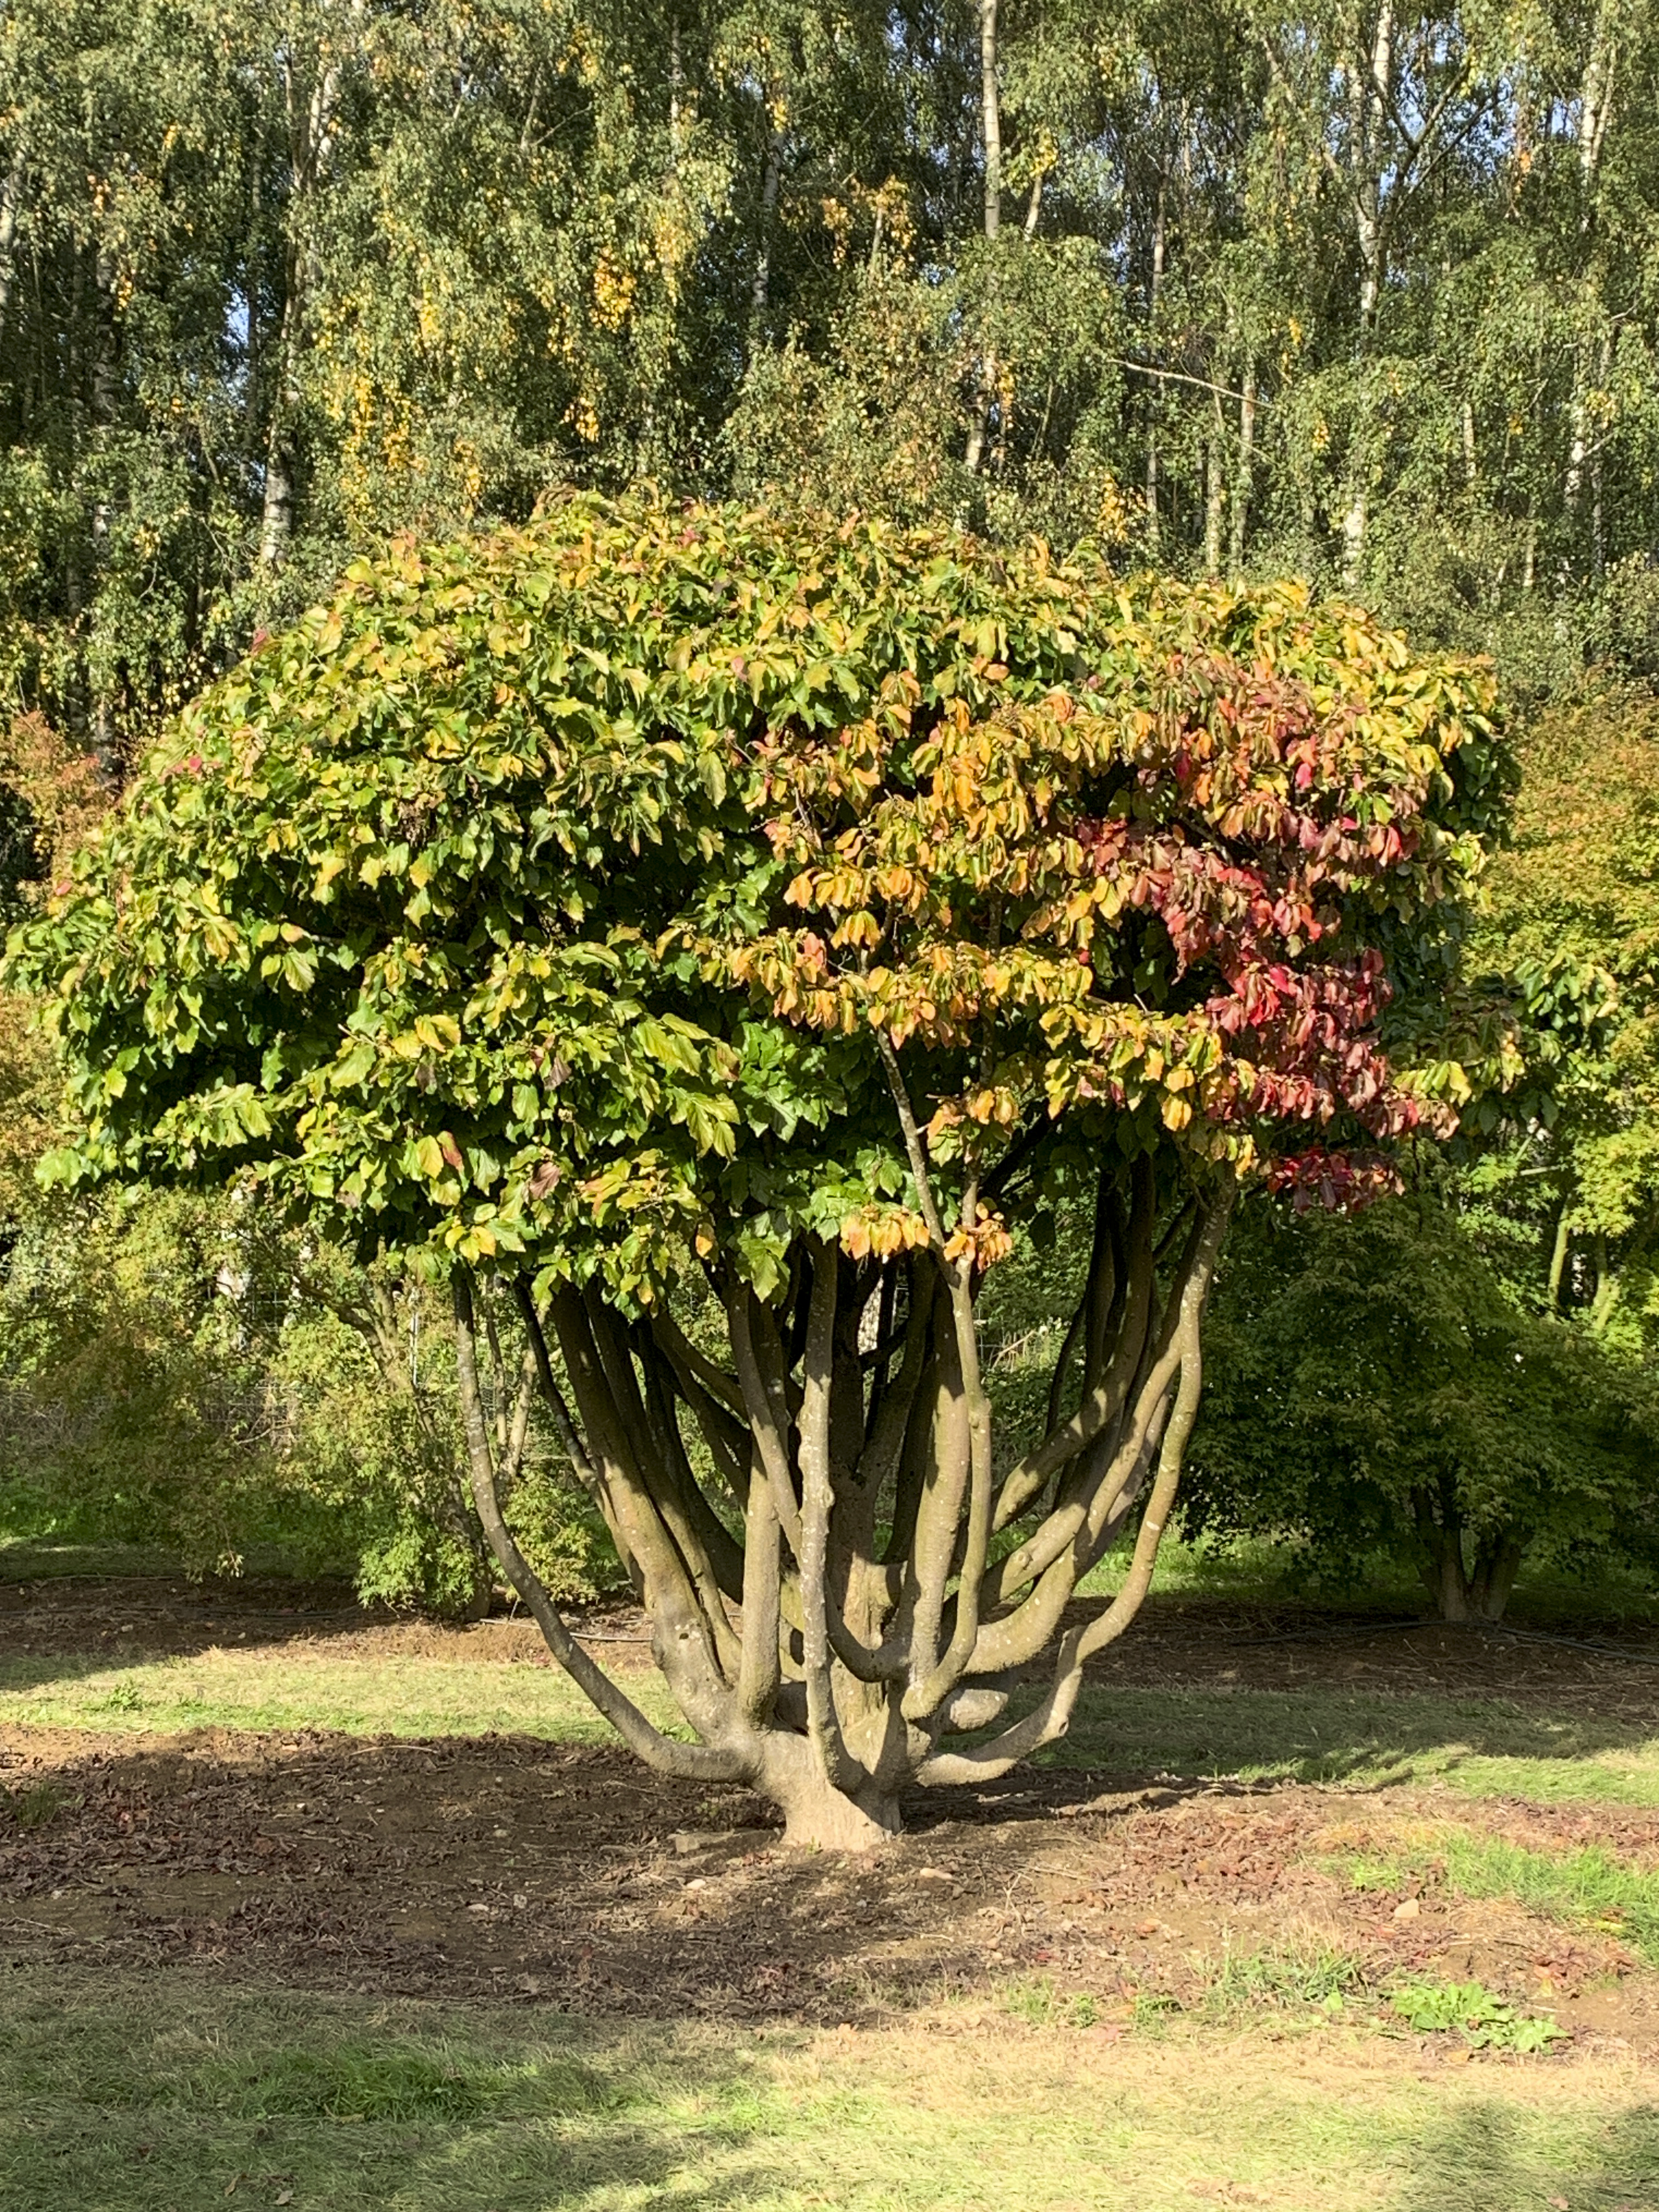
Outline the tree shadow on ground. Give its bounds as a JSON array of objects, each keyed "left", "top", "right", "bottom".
[
  {"left": 1391, "top": 2096, "right": 1659, "bottom": 2212},
  {"left": 4, "top": 1722, "right": 1656, "bottom": 2033},
  {"left": 0, "top": 1971, "right": 797, "bottom": 2212}
]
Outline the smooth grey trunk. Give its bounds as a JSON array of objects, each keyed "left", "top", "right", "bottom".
[
  {"left": 446, "top": 1144, "right": 1233, "bottom": 1851},
  {"left": 0, "top": 154, "right": 24, "bottom": 341},
  {"left": 977, "top": 0, "right": 1001, "bottom": 240},
  {"left": 1143, "top": 176, "right": 1166, "bottom": 552},
  {"left": 1204, "top": 396, "right": 1226, "bottom": 575},
  {"left": 1229, "top": 360, "right": 1256, "bottom": 577},
  {"left": 749, "top": 126, "right": 782, "bottom": 322},
  {"left": 260, "top": 5, "right": 360, "bottom": 569},
  {"left": 963, "top": 0, "right": 1001, "bottom": 476},
  {"left": 1340, "top": 0, "right": 1394, "bottom": 588},
  {"left": 1562, "top": 2, "right": 1617, "bottom": 554}
]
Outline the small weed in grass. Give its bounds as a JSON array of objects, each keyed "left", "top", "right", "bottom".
[
  {"left": 1002, "top": 1977, "right": 1103, "bottom": 2029},
  {"left": 1390, "top": 1979, "right": 1567, "bottom": 2053},
  {"left": 90, "top": 1680, "right": 145, "bottom": 1713},
  {"left": 1202, "top": 1940, "right": 1373, "bottom": 2021}
]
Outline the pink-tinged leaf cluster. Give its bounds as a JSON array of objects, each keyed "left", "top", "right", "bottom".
[{"left": 733, "top": 596, "right": 1496, "bottom": 1207}]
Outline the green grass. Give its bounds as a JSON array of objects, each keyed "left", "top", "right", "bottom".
[
  {"left": 0, "top": 1535, "right": 344, "bottom": 1584},
  {"left": 1082, "top": 1530, "right": 1659, "bottom": 1628},
  {"left": 9, "top": 1641, "right": 1659, "bottom": 1812},
  {"left": 4, "top": 1967, "right": 1659, "bottom": 2211},
  {"left": 0, "top": 1643, "right": 686, "bottom": 1741},
  {"left": 0, "top": 1536, "right": 193, "bottom": 1582},
  {"left": 1046, "top": 1682, "right": 1659, "bottom": 1804},
  {"left": 1343, "top": 1828, "right": 1659, "bottom": 1961}
]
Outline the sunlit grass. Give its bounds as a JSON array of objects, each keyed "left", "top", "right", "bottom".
[
  {"left": 1337, "top": 1825, "right": 1659, "bottom": 1962},
  {"left": 1048, "top": 1683, "right": 1659, "bottom": 1804},
  {"left": 0, "top": 1643, "right": 684, "bottom": 1742},
  {"left": 8, "top": 1643, "right": 1659, "bottom": 1812},
  {"left": 4, "top": 1966, "right": 1659, "bottom": 2212}
]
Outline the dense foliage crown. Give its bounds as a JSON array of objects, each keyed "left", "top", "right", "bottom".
[{"left": 9, "top": 495, "right": 1504, "bottom": 1290}]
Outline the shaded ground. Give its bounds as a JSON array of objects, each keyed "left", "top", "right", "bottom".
[
  {"left": 7, "top": 1577, "right": 1659, "bottom": 2057},
  {"left": 1, "top": 1728, "right": 1651, "bottom": 2035}
]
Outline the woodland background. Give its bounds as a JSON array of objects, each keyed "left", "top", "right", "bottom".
[{"left": 2, "top": 0, "right": 1658, "bottom": 1622}]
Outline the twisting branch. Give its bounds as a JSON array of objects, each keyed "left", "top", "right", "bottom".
[
  {"left": 918, "top": 1184, "right": 1233, "bottom": 1783},
  {"left": 798, "top": 1244, "right": 867, "bottom": 1792},
  {"left": 873, "top": 1035, "right": 997, "bottom": 1721},
  {"left": 992, "top": 1161, "right": 1155, "bottom": 1533},
  {"left": 453, "top": 1268, "right": 742, "bottom": 1781},
  {"left": 728, "top": 1274, "right": 899, "bottom": 1685},
  {"left": 876, "top": 1031, "right": 946, "bottom": 1245}
]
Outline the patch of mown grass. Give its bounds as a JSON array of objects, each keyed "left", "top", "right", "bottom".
[
  {"left": 5, "top": 1965, "right": 1659, "bottom": 2211},
  {"left": 1042, "top": 1683, "right": 1659, "bottom": 1805},
  {"left": 1341, "top": 1827, "right": 1659, "bottom": 1961},
  {"left": 0, "top": 1644, "right": 685, "bottom": 1742},
  {"left": 11, "top": 1647, "right": 1659, "bottom": 1815}
]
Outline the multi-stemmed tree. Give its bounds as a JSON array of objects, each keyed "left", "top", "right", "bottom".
[{"left": 10, "top": 497, "right": 1501, "bottom": 1845}]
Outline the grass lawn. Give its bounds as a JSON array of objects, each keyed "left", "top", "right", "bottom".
[
  {"left": 0, "top": 1640, "right": 687, "bottom": 1743},
  {"left": 7, "top": 1642, "right": 1659, "bottom": 1809},
  {"left": 5, "top": 1967, "right": 1659, "bottom": 2212},
  {"left": 10, "top": 1556, "right": 1659, "bottom": 2209}
]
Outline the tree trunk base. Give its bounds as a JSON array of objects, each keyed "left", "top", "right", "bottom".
[{"left": 758, "top": 1741, "right": 901, "bottom": 1852}]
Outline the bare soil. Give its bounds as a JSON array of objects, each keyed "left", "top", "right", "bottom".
[{"left": 4, "top": 1574, "right": 1659, "bottom": 2052}]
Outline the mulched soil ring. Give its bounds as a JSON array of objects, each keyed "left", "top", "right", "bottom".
[
  {"left": 7, "top": 1580, "right": 1659, "bottom": 2048},
  {"left": 2, "top": 1727, "right": 1652, "bottom": 2049}
]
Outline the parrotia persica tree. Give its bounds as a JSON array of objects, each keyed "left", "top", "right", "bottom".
[{"left": 8, "top": 498, "right": 1502, "bottom": 1846}]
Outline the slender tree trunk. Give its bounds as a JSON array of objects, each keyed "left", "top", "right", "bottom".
[
  {"left": 978, "top": 0, "right": 1001, "bottom": 241},
  {"left": 963, "top": 0, "right": 1002, "bottom": 477},
  {"left": 668, "top": 20, "right": 684, "bottom": 168},
  {"left": 1143, "top": 177, "right": 1166, "bottom": 553},
  {"left": 258, "top": 274, "right": 302, "bottom": 569},
  {"left": 0, "top": 155, "right": 24, "bottom": 342},
  {"left": 259, "top": 10, "right": 358, "bottom": 570},
  {"left": 1340, "top": 1, "right": 1395, "bottom": 590},
  {"left": 1547, "top": 1208, "right": 1571, "bottom": 1311},
  {"left": 749, "top": 126, "right": 782, "bottom": 324},
  {"left": 1229, "top": 360, "right": 1256, "bottom": 578},
  {"left": 1204, "top": 397, "right": 1225, "bottom": 575},
  {"left": 1563, "top": 2, "right": 1616, "bottom": 562}
]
